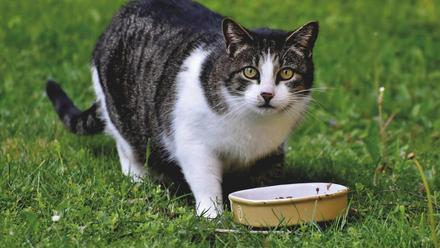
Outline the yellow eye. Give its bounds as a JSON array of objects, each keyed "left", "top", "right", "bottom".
[
  {"left": 243, "top": 67, "right": 258, "bottom": 79},
  {"left": 279, "top": 68, "right": 295, "bottom": 80}
]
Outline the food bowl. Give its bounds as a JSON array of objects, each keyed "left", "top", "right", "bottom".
[{"left": 228, "top": 183, "right": 348, "bottom": 227}]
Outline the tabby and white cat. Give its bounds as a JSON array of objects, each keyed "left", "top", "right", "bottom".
[{"left": 46, "top": 0, "right": 318, "bottom": 218}]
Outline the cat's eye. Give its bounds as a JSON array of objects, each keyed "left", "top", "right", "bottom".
[
  {"left": 278, "top": 68, "right": 295, "bottom": 81},
  {"left": 242, "top": 67, "right": 259, "bottom": 79}
]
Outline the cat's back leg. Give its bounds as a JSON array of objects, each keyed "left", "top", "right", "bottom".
[
  {"left": 116, "top": 142, "right": 145, "bottom": 182},
  {"left": 91, "top": 66, "right": 146, "bottom": 182}
]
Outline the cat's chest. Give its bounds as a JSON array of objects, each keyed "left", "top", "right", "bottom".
[{"left": 202, "top": 113, "right": 293, "bottom": 166}]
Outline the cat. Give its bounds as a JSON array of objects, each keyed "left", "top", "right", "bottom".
[{"left": 46, "top": 0, "right": 318, "bottom": 218}]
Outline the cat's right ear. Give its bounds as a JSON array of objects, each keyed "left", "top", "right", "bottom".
[
  {"left": 285, "top": 21, "right": 319, "bottom": 56},
  {"left": 222, "top": 18, "right": 253, "bottom": 56}
]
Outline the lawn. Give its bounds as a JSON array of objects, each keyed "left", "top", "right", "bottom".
[{"left": 1, "top": 0, "right": 439, "bottom": 246}]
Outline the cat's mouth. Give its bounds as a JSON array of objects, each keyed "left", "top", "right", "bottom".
[{"left": 258, "top": 103, "right": 275, "bottom": 109}]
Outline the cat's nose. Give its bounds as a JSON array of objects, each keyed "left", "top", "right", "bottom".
[{"left": 260, "top": 92, "right": 274, "bottom": 103}]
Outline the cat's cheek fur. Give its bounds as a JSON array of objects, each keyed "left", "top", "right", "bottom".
[
  {"left": 243, "top": 84, "right": 263, "bottom": 107},
  {"left": 272, "top": 83, "right": 291, "bottom": 109}
]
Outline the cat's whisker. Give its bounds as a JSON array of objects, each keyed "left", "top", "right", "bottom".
[
  {"left": 223, "top": 104, "right": 250, "bottom": 121},
  {"left": 293, "top": 87, "right": 330, "bottom": 96},
  {"left": 212, "top": 101, "right": 248, "bottom": 122},
  {"left": 296, "top": 95, "right": 326, "bottom": 113},
  {"left": 287, "top": 97, "right": 328, "bottom": 124}
]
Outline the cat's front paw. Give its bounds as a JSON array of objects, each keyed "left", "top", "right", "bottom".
[{"left": 196, "top": 199, "right": 223, "bottom": 219}]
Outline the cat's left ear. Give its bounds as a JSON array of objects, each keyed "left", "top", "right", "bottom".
[
  {"left": 222, "top": 18, "right": 254, "bottom": 56},
  {"left": 285, "top": 21, "right": 319, "bottom": 56}
]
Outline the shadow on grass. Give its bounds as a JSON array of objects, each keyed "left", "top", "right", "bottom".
[
  {"left": 84, "top": 139, "right": 366, "bottom": 224},
  {"left": 85, "top": 136, "right": 117, "bottom": 158},
  {"left": 83, "top": 135, "right": 365, "bottom": 197},
  {"left": 147, "top": 154, "right": 365, "bottom": 205}
]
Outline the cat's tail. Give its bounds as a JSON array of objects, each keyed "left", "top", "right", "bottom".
[{"left": 46, "top": 80, "right": 105, "bottom": 135}]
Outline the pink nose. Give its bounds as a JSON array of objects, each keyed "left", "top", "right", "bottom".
[{"left": 260, "top": 92, "right": 274, "bottom": 103}]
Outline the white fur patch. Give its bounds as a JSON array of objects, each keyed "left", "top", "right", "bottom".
[
  {"left": 171, "top": 47, "right": 223, "bottom": 218},
  {"left": 259, "top": 50, "right": 276, "bottom": 90},
  {"left": 215, "top": 92, "right": 309, "bottom": 170}
]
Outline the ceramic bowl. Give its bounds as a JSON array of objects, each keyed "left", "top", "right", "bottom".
[{"left": 228, "top": 183, "right": 348, "bottom": 227}]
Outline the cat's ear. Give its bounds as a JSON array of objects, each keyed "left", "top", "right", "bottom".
[
  {"left": 285, "top": 21, "right": 319, "bottom": 56},
  {"left": 222, "top": 18, "right": 253, "bottom": 56}
]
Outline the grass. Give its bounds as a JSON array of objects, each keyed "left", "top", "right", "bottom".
[{"left": 0, "top": 0, "right": 439, "bottom": 246}]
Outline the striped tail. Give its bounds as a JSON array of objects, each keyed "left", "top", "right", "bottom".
[{"left": 46, "top": 80, "right": 104, "bottom": 135}]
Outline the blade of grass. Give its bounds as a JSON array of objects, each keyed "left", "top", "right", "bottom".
[{"left": 407, "top": 152, "right": 439, "bottom": 248}]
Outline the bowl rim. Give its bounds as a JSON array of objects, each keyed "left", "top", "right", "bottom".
[{"left": 228, "top": 182, "right": 349, "bottom": 206}]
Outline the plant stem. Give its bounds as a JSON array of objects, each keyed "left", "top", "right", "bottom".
[
  {"left": 378, "top": 87, "right": 387, "bottom": 164},
  {"left": 374, "top": 87, "right": 387, "bottom": 186},
  {"left": 410, "top": 155, "right": 439, "bottom": 247}
]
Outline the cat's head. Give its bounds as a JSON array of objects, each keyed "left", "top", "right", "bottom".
[{"left": 221, "top": 18, "right": 318, "bottom": 116}]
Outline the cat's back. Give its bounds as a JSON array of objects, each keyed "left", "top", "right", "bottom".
[
  {"left": 93, "top": 0, "right": 223, "bottom": 65},
  {"left": 117, "top": 0, "right": 222, "bottom": 33},
  {"left": 93, "top": 0, "right": 223, "bottom": 71}
]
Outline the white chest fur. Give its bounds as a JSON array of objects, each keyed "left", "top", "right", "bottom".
[
  {"left": 167, "top": 47, "right": 308, "bottom": 172},
  {"left": 210, "top": 112, "right": 296, "bottom": 169}
]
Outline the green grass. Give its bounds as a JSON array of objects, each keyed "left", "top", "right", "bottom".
[{"left": 1, "top": 0, "right": 439, "bottom": 246}]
